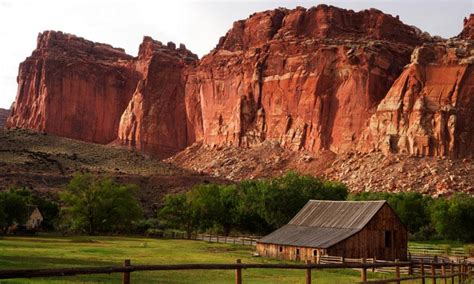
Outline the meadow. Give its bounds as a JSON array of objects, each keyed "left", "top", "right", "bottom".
[{"left": 0, "top": 235, "right": 391, "bottom": 284}]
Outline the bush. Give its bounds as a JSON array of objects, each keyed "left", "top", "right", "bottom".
[{"left": 60, "top": 173, "right": 143, "bottom": 235}]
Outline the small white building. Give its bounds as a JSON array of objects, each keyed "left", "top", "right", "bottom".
[{"left": 26, "top": 207, "right": 43, "bottom": 230}]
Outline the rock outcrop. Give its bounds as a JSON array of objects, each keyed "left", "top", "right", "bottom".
[
  {"left": 358, "top": 41, "right": 474, "bottom": 157},
  {"left": 6, "top": 6, "right": 474, "bottom": 162},
  {"left": 7, "top": 31, "right": 139, "bottom": 144},
  {"left": 460, "top": 14, "right": 474, "bottom": 40},
  {"left": 0, "top": 108, "right": 10, "bottom": 128},
  {"left": 117, "top": 37, "right": 198, "bottom": 157},
  {"left": 186, "top": 6, "right": 420, "bottom": 153}
]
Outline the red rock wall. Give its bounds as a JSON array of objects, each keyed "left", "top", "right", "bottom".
[
  {"left": 6, "top": 7, "right": 473, "bottom": 159},
  {"left": 358, "top": 42, "right": 474, "bottom": 157},
  {"left": 185, "top": 6, "right": 419, "bottom": 153},
  {"left": 460, "top": 14, "right": 474, "bottom": 40},
  {"left": 7, "top": 31, "right": 139, "bottom": 144},
  {"left": 117, "top": 38, "right": 198, "bottom": 157}
]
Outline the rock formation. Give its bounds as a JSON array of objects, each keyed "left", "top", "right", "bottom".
[
  {"left": 460, "top": 14, "right": 474, "bottom": 40},
  {"left": 0, "top": 108, "right": 10, "bottom": 128},
  {"left": 6, "top": 6, "right": 474, "bottom": 161},
  {"left": 7, "top": 31, "right": 139, "bottom": 144},
  {"left": 117, "top": 37, "right": 198, "bottom": 157},
  {"left": 358, "top": 41, "right": 474, "bottom": 157},
  {"left": 186, "top": 6, "right": 420, "bottom": 153}
]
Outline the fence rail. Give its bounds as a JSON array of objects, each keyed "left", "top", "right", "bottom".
[
  {"left": 0, "top": 259, "right": 471, "bottom": 284},
  {"left": 159, "top": 232, "right": 474, "bottom": 259}
]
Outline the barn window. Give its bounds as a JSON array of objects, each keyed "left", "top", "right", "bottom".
[
  {"left": 385, "top": 231, "right": 392, "bottom": 248},
  {"left": 279, "top": 246, "right": 283, "bottom": 252},
  {"left": 313, "top": 250, "right": 317, "bottom": 256},
  {"left": 296, "top": 249, "right": 300, "bottom": 255}
]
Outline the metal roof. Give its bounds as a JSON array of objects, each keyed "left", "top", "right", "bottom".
[{"left": 258, "top": 200, "right": 386, "bottom": 248}]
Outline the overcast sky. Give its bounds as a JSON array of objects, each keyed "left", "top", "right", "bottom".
[{"left": 0, "top": 0, "right": 472, "bottom": 109}]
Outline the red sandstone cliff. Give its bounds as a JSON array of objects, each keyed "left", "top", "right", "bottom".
[
  {"left": 0, "top": 108, "right": 9, "bottom": 128},
  {"left": 460, "top": 14, "right": 474, "bottom": 40},
  {"left": 186, "top": 6, "right": 421, "bottom": 153},
  {"left": 6, "top": 6, "right": 474, "bottom": 161},
  {"left": 7, "top": 31, "right": 139, "bottom": 144},
  {"left": 358, "top": 41, "right": 474, "bottom": 157},
  {"left": 117, "top": 37, "right": 198, "bottom": 157}
]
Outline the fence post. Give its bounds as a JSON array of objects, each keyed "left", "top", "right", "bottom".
[
  {"left": 235, "top": 259, "right": 242, "bottom": 284},
  {"left": 395, "top": 259, "right": 400, "bottom": 284},
  {"left": 450, "top": 263, "right": 454, "bottom": 284},
  {"left": 372, "top": 256, "right": 376, "bottom": 273},
  {"left": 420, "top": 258, "right": 425, "bottom": 284},
  {"left": 408, "top": 259, "right": 413, "bottom": 275},
  {"left": 460, "top": 263, "right": 464, "bottom": 283},
  {"left": 360, "top": 257, "right": 367, "bottom": 283},
  {"left": 209, "top": 234, "right": 212, "bottom": 242},
  {"left": 431, "top": 261, "right": 436, "bottom": 284},
  {"left": 305, "top": 260, "right": 312, "bottom": 284},
  {"left": 122, "top": 259, "right": 131, "bottom": 284},
  {"left": 441, "top": 261, "right": 447, "bottom": 284}
]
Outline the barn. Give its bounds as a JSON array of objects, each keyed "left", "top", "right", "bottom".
[{"left": 256, "top": 200, "right": 407, "bottom": 261}]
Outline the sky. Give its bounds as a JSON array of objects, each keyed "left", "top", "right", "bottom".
[{"left": 0, "top": 0, "right": 472, "bottom": 109}]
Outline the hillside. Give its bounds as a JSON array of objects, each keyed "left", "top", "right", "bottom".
[
  {"left": 0, "top": 108, "right": 9, "bottom": 128},
  {"left": 168, "top": 142, "right": 474, "bottom": 196},
  {"left": 0, "top": 128, "right": 222, "bottom": 213}
]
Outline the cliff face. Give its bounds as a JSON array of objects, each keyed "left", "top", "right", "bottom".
[
  {"left": 7, "top": 31, "right": 139, "bottom": 144},
  {"left": 186, "top": 6, "right": 420, "bottom": 153},
  {"left": 0, "top": 108, "right": 9, "bottom": 128},
  {"left": 358, "top": 41, "right": 474, "bottom": 157},
  {"left": 6, "top": 6, "right": 474, "bottom": 161},
  {"left": 117, "top": 37, "right": 198, "bottom": 157}
]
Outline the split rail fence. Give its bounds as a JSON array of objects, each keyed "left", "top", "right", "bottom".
[{"left": 0, "top": 258, "right": 472, "bottom": 284}]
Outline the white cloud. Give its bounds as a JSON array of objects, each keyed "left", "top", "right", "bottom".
[{"left": 0, "top": 0, "right": 472, "bottom": 109}]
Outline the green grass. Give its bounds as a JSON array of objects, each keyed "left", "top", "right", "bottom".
[{"left": 0, "top": 235, "right": 396, "bottom": 283}]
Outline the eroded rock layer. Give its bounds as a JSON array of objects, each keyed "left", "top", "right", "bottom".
[
  {"left": 186, "top": 6, "right": 421, "bottom": 153},
  {"left": 7, "top": 31, "right": 140, "bottom": 144},
  {"left": 460, "top": 14, "right": 474, "bottom": 40},
  {"left": 358, "top": 41, "right": 474, "bottom": 157},
  {"left": 117, "top": 37, "right": 198, "bottom": 158},
  {"left": 6, "top": 6, "right": 474, "bottom": 161}
]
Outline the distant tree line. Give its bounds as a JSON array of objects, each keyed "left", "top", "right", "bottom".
[
  {"left": 350, "top": 192, "right": 474, "bottom": 242},
  {"left": 1, "top": 172, "right": 473, "bottom": 243},
  {"left": 158, "top": 172, "right": 348, "bottom": 237}
]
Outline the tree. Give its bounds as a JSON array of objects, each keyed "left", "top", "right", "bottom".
[
  {"left": 0, "top": 190, "right": 29, "bottom": 233},
  {"left": 351, "top": 192, "right": 432, "bottom": 234},
  {"left": 158, "top": 193, "right": 199, "bottom": 238},
  {"left": 431, "top": 194, "right": 474, "bottom": 242},
  {"left": 258, "top": 172, "right": 348, "bottom": 229},
  {"left": 60, "top": 174, "right": 142, "bottom": 234}
]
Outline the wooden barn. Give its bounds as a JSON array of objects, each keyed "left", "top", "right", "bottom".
[{"left": 256, "top": 200, "right": 407, "bottom": 261}]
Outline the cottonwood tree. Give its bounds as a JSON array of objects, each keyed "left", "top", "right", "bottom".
[{"left": 60, "top": 174, "right": 142, "bottom": 235}]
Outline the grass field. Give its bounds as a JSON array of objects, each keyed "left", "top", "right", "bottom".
[{"left": 0, "top": 235, "right": 398, "bottom": 284}]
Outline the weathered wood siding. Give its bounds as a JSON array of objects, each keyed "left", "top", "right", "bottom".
[
  {"left": 256, "top": 243, "right": 326, "bottom": 262},
  {"left": 256, "top": 203, "right": 407, "bottom": 261},
  {"left": 327, "top": 203, "right": 407, "bottom": 260}
]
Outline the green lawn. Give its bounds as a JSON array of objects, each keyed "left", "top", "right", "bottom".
[{"left": 0, "top": 235, "right": 397, "bottom": 283}]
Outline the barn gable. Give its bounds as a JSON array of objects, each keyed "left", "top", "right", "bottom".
[{"left": 258, "top": 200, "right": 387, "bottom": 248}]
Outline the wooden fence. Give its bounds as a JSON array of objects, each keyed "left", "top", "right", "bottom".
[
  {"left": 160, "top": 232, "right": 474, "bottom": 259},
  {"left": 0, "top": 259, "right": 471, "bottom": 284}
]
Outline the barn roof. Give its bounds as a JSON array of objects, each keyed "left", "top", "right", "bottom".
[{"left": 258, "top": 200, "right": 387, "bottom": 248}]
